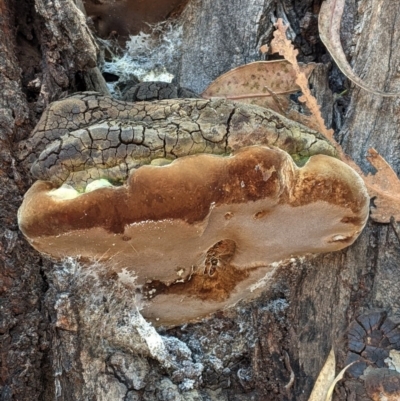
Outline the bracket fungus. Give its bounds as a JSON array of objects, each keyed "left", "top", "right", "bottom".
[{"left": 18, "top": 93, "right": 369, "bottom": 326}]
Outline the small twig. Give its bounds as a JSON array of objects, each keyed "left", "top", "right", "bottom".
[
  {"left": 129, "top": 243, "right": 139, "bottom": 255},
  {"left": 263, "top": 85, "right": 287, "bottom": 115},
  {"left": 283, "top": 350, "right": 295, "bottom": 390},
  {"left": 202, "top": 89, "right": 295, "bottom": 100}
]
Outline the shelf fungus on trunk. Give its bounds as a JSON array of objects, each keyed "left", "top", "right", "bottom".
[{"left": 18, "top": 93, "right": 369, "bottom": 326}]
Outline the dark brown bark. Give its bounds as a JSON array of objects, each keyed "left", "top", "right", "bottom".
[
  {"left": 1, "top": 0, "right": 400, "bottom": 400},
  {"left": 83, "top": 0, "right": 189, "bottom": 39},
  {"left": 0, "top": 0, "right": 105, "bottom": 399},
  {"left": 0, "top": 1, "right": 42, "bottom": 400}
]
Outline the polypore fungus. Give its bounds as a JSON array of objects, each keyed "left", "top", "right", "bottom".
[{"left": 18, "top": 93, "right": 369, "bottom": 326}]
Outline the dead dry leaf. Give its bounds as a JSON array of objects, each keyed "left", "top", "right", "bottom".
[
  {"left": 319, "top": 0, "right": 400, "bottom": 97},
  {"left": 201, "top": 60, "right": 315, "bottom": 114},
  {"left": 308, "top": 348, "right": 336, "bottom": 401},
  {"left": 364, "top": 148, "right": 400, "bottom": 222},
  {"left": 325, "top": 361, "right": 355, "bottom": 401},
  {"left": 308, "top": 348, "right": 355, "bottom": 401}
]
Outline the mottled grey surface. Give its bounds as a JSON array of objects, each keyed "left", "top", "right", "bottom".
[{"left": 24, "top": 92, "right": 336, "bottom": 190}]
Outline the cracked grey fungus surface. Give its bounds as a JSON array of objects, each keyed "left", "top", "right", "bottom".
[
  {"left": 21, "top": 92, "right": 338, "bottom": 191},
  {"left": 18, "top": 92, "right": 370, "bottom": 326}
]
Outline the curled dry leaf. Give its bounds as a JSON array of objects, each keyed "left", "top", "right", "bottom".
[
  {"left": 308, "top": 348, "right": 355, "bottom": 401},
  {"left": 325, "top": 362, "right": 355, "bottom": 401},
  {"left": 308, "top": 348, "right": 335, "bottom": 401},
  {"left": 201, "top": 60, "right": 315, "bottom": 114},
  {"left": 270, "top": 18, "right": 400, "bottom": 223},
  {"left": 319, "top": 0, "right": 400, "bottom": 97},
  {"left": 364, "top": 148, "right": 400, "bottom": 223}
]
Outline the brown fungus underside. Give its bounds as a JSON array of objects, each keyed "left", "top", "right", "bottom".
[
  {"left": 18, "top": 94, "right": 370, "bottom": 326},
  {"left": 19, "top": 144, "right": 369, "bottom": 325}
]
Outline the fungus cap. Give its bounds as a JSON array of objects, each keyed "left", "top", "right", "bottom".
[{"left": 18, "top": 146, "right": 369, "bottom": 326}]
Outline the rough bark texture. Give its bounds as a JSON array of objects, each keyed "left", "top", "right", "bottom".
[
  {"left": 0, "top": 0, "right": 106, "bottom": 400},
  {"left": 0, "top": 1, "right": 44, "bottom": 400},
  {"left": 1, "top": 0, "right": 400, "bottom": 400}
]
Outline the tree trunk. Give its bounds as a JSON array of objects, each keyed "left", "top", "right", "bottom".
[{"left": 1, "top": 0, "right": 400, "bottom": 400}]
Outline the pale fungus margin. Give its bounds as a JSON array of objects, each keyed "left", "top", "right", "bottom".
[{"left": 18, "top": 94, "right": 370, "bottom": 326}]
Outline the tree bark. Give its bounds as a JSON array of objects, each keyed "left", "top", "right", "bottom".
[
  {"left": 1, "top": 0, "right": 400, "bottom": 400},
  {"left": 0, "top": 1, "right": 45, "bottom": 399}
]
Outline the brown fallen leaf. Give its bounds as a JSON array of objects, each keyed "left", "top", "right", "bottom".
[
  {"left": 364, "top": 148, "right": 400, "bottom": 223},
  {"left": 201, "top": 60, "right": 315, "bottom": 114},
  {"left": 319, "top": 0, "right": 400, "bottom": 97},
  {"left": 270, "top": 19, "right": 400, "bottom": 223},
  {"left": 308, "top": 348, "right": 335, "bottom": 401}
]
